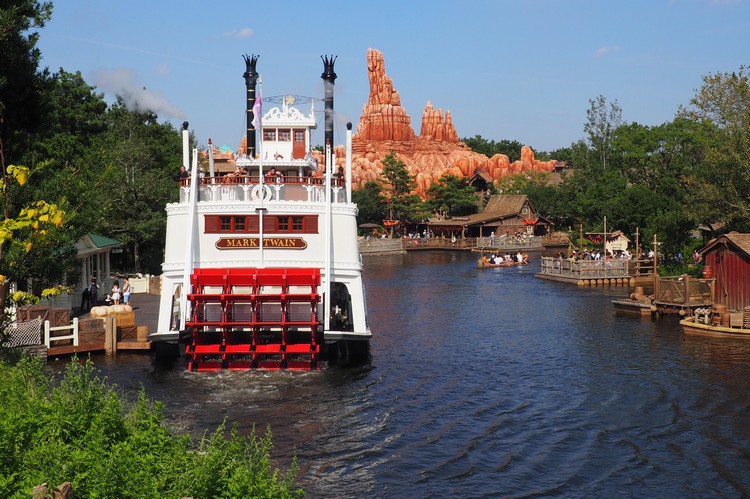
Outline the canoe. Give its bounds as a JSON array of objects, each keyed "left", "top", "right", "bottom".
[{"left": 478, "top": 260, "right": 528, "bottom": 269}]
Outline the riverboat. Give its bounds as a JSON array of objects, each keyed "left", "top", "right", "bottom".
[
  {"left": 150, "top": 55, "right": 371, "bottom": 371},
  {"left": 680, "top": 317, "right": 750, "bottom": 338},
  {"left": 680, "top": 307, "right": 750, "bottom": 338}
]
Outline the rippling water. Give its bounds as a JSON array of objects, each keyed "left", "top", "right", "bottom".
[{"left": 68, "top": 251, "right": 750, "bottom": 497}]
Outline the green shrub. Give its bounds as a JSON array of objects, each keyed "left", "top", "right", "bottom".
[{"left": 0, "top": 355, "right": 303, "bottom": 498}]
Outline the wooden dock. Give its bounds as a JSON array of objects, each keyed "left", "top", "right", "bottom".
[
  {"left": 536, "top": 257, "right": 655, "bottom": 287},
  {"left": 7, "top": 294, "right": 158, "bottom": 359}
]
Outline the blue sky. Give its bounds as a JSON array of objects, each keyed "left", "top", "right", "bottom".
[{"left": 36, "top": 0, "right": 749, "bottom": 153}]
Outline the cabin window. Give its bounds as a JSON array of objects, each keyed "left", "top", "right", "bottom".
[
  {"left": 278, "top": 129, "right": 291, "bottom": 141},
  {"left": 205, "top": 214, "right": 317, "bottom": 234},
  {"left": 277, "top": 216, "right": 305, "bottom": 232},
  {"left": 217, "top": 216, "right": 248, "bottom": 232},
  {"left": 522, "top": 206, "right": 529, "bottom": 215},
  {"left": 294, "top": 130, "right": 305, "bottom": 142},
  {"left": 263, "top": 129, "right": 276, "bottom": 141}
]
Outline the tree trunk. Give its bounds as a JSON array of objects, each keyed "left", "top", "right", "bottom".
[{"left": 133, "top": 240, "right": 142, "bottom": 273}]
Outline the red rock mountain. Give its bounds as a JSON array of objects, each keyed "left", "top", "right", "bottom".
[{"left": 334, "top": 48, "right": 556, "bottom": 198}]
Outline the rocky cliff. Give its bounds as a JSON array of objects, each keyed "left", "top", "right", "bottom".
[{"left": 339, "top": 48, "right": 556, "bottom": 198}]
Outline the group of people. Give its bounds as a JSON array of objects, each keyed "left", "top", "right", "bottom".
[
  {"left": 264, "top": 167, "right": 284, "bottom": 183},
  {"left": 80, "top": 277, "right": 131, "bottom": 311},
  {"left": 108, "top": 278, "right": 131, "bottom": 305},
  {"left": 489, "top": 251, "right": 529, "bottom": 265},
  {"left": 560, "top": 249, "right": 633, "bottom": 261},
  {"left": 178, "top": 165, "right": 345, "bottom": 185}
]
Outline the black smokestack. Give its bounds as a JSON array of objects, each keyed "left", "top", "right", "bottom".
[
  {"left": 243, "top": 54, "right": 259, "bottom": 158},
  {"left": 321, "top": 55, "right": 337, "bottom": 168}
]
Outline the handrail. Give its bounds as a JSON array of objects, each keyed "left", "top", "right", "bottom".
[
  {"left": 44, "top": 318, "right": 79, "bottom": 347},
  {"left": 180, "top": 175, "right": 344, "bottom": 188}
]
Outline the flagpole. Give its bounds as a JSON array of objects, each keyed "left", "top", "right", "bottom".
[
  {"left": 324, "top": 142, "right": 332, "bottom": 331},
  {"left": 180, "top": 147, "right": 199, "bottom": 331}
]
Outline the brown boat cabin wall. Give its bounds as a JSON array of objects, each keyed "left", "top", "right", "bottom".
[{"left": 700, "top": 232, "right": 750, "bottom": 312}]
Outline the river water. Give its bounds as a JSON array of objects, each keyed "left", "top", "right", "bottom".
[{"left": 76, "top": 251, "right": 750, "bottom": 497}]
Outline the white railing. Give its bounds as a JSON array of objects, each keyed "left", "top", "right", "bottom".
[
  {"left": 179, "top": 176, "right": 348, "bottom": 204},
  {"left": 44, "top": 318, "right": 79, "bottom": 348}
]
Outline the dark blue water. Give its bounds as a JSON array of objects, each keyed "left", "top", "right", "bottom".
[{"left": 77, "top": 251, "right": 750, "bottom": 497}]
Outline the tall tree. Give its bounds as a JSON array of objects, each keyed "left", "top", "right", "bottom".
[
  {"left": 84, "top": 101, "right": 182, "bottom": 273},
  {"left": 0, "top": 0, "right": 52, "bottom": 163},
  {"left": 352, "top": 180, "right": 386, "bottom": 226},
  {"left": 678, "top": 66, "right": 750, "bottom": 231},
  {"left": 424, "top": 174, "right": 480, "bottom": 216},
  {"left": 584, "top": 95, "right": 622, "bottom": 171},
  {"left": 378, "top": 152, "right": 424, "bottom": 229}
]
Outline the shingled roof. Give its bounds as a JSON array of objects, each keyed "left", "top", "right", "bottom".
[
  {"left": 700, "top": 231, "right": 750, "bottom": 257},
  {"left": 466, "top": 195, "right": 532, "bottom": 224}
]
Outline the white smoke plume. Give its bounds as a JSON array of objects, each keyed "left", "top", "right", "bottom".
[{"left": 91, "top": 67, "right": 186, "bottom": 119}]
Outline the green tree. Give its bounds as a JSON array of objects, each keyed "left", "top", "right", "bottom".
[
  {"left": 352, "top": 180, "right": 386, "bottom": 226},
  {"left": 25, "top": 69, "right": 108, "bottom": 169},
  {"left": 584, "top": 95, "right": 622, "bottom": 171},
  {"left": 85, "top": 101, "right": 182, "bottom": 273},
  {"left": 378, "top": 152, "right": 424, "bottom": 228},
  {"left": 678, "top": 66, "right": 750, "bottom": 231},
  {"left": 424, "top": 174, "right": 480, "bottom": 216},
  {"left": 0, "top": 1, "right": 52, "bottom": 163},
  {"left": 462, "top": 135, "right": 524, "bottom": 162}
]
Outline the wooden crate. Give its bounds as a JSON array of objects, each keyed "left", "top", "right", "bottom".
[
  {"left": 117, "top": 325, "right": 138, "bottom": 341},
  {"left": 17, "top": 305, "right": 69, "bottom": 327},
  {"left": 78, "top": 318, "right": 105, "bottom": 345},
  {"left": 115, "top": 311, "right": 135, "bottom": 327},
  {"left": 730, "top": 312, "right": 744, "bottom": 328}
]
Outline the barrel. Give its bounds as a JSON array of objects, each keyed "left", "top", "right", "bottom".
[
  {"left": 702, "top": 265, "right": 713, "bottom": 278},
  {"left": 714, "top": 303, "right": 729, "bottom": 327}
]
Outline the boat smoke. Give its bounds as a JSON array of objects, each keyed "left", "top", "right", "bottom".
[{"left": 91, "top": 67, "right": 186, "bottom": 119}]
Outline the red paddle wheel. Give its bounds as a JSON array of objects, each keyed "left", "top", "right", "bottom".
[{"left": 185, "top": 268, "right": 321, "bottom": 371}]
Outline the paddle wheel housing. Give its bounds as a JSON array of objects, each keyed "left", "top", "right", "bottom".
[{"left": 185, "top": 267, "right": 321, "bottom": 371}]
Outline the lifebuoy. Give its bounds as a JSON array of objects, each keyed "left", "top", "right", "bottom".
[{"left": 251, "top": 184, "right": 273, "bottom": 202}]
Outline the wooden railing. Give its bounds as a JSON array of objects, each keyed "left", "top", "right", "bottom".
[
  {"left": 539, "top": 257, "right": 630, "bottom": 278},
  {"left": 654, "top": 276, "right": 714, "bottom": 308}
]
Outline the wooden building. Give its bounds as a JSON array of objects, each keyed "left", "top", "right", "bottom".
[
  {"left": 427, "top": 194, "right": 552, "bottom": 238},
  {"left": 700, "top": 232, "right": 750, "bottom": 311}
]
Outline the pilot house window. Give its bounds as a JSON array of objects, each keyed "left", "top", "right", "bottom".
[
  {"left": 278, "top": 129, "right": 291, "bottom": 141},
  {"left": 263, "top": 129, "right": 276, "bottom": 141}
]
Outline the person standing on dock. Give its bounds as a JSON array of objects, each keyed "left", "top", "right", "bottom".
[
  {"left": 87, "top": 278, "right": 99, "bottom": 309},
  {"left": 122, "top": 277, "right": 131, "bottom": 305}
]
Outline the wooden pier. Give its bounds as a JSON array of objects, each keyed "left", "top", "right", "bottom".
[
  {"left": 536, "top": 257, "right": 655, "bottom": 287},
  {"left": 6, "top": 301, "right": 152, "bottom": 360}
]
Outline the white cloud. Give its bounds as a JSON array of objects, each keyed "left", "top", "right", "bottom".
[
  {"left": 224, "top": 27, "right": 254, "bottom": 38},
  {"left": 594, "top": 45, "right": 621, "bottom": 58},
  {"left": 91, "top": 67, "right": 186, "bottom": 119}
]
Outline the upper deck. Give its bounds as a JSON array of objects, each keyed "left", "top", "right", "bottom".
[{"left": 177, "top": 174, "right": 349, "bottom": 205}]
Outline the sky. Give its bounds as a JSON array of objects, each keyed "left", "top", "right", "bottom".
[{"left": 35, "top": 0, "right": 750, "bottom": 154}]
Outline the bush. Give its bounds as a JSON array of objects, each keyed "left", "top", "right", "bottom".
[{"left": 0, "top": 355, "right": 302, "bottom": 498}]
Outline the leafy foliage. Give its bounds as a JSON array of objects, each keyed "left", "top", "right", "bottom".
[
  {"left": 0, "top": 0, "right": 53, "bottom": 161},
  {"left": 378, "top": 152, "right": 425, "bottom": 226},
  {"left": 678, "top": 66, "right": 750, "bottom": 232},
  {"left": 352, "top": 180, "right": 387, "bottom": 225},
  {"left": 0, "top": 356, "right": 303, "bottom": 498},
  {"left": 424, "top": 174, "right": 480, "bottom": 216},
  {"left": 462, "top": 135, "right": 525, "bottom": 162}
]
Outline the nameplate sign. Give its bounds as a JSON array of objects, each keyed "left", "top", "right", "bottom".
[{"left": 215, "top": 237, "right": 307, "bottom": 249}]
